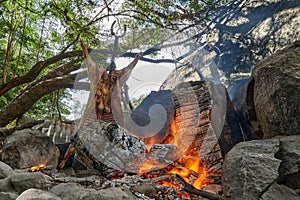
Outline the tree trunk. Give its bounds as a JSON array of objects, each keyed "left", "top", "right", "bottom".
[{"left": 0, "top": 74, "right": 77, "bottom": 127}]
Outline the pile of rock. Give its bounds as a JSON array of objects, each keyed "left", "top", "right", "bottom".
[
  {"left": 0, "top": 161, "right": 138, "bottom": 200},
  {"left": 222, "top": 136, "right": 300, "bottom": 200},
  {"left": 0, "top": 123, "right": 150, "bottom": 200},
  {"left": 221, "top": 41, "right": 300, "bottom": 199}
]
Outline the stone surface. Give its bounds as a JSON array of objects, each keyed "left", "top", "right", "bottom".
[
  {"left": 260, "top": 183, "right": 300, "bottom": 200},
  {"left": 160, "top": 0, "right": 300, "bottom": 98},
  {"left": 16, "top": 188, "right": 61, "bottom": 200},
  {"left": 10, "top": 172, "right": 50, "bottom": 193},
  {"left": 72, "top": 121, "right": 146, "bottom": 173},
  {"left": 98, "top": 187, "right": 136, "bottom": 200},
  {"left": 1, "top": 129, "right": 60, "bottom": 169},
  {"left": 278, "top": 172, "right": 300, "bottom": 190},
  {"left": 0, "top": 192, "right": 18, "bottom": 200},
  {"left": 234, "top": 41, "right": 300, "bottom": 139},
  {"left": 50, "top": 183, "right": 136, "bottom": 200},
  {"left": 0, "top": 176, "right": 15, "bottom": 193},
  {"left": 210, "top": 0, "right": 300, "bottom": 88},
  {"left": 276, "top": 135, "right": 300, "bottom": 176},
  {"left": 222, "top": 139, "right": 281, "bottom": 200},
  {"left": 132, "top": 184, "right": 157, "bottom": 198},
  {"left": 50, "top": 183, "right": 100, "bottom": 200},
  {"left": 0, "top": 161, "right": 14, "bottom": 178}
]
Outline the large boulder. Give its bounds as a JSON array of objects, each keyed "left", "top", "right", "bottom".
[
  {"left": 161, "top": 0, "right": 300, "bottom": 97},
  {"left": 208, "top": 0, "right": 300, "bottom": 88},
  {"left": 222, "top": 139, "right": 281, "bottom": 200},
  {"left": 222, "top": 135, "right": 300, "bottom": 199},
  {"left": 234, "top": 41, "right": 300, "bottom": 139},
  {"left": 1, "top": 129, "right": 60, "bottom": 169}
]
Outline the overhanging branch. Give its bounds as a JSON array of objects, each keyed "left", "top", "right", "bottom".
[{"left": 0, "top": 74, "right": 78, "bottom": 127}]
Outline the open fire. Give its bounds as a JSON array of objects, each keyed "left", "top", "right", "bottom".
[
  {"left": 30, "top": 163, "right": 46, "bottom": 172},
  {"left": 139, "top": 121, "right": 210, "bottom": 190}
]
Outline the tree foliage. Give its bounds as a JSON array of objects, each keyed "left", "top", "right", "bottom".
[
  {"left": 2, "top": 0, "right": 295, "bottom": 128},
  {"left": 0, "top": 0, "right": 232, "bottom": 127},
  {"left": 0, "top": 0, "right": 107, "bottom": 124}
]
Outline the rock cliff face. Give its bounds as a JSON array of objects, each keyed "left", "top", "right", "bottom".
[
  {"left": 161, "top": 0, "right": 300, "bottom": 98},
  {"left": 234, "top": 41, "right": 300, "bottom": 139},
  {"left": 207, "top": 0, "right": 300, "bottom": 80}
]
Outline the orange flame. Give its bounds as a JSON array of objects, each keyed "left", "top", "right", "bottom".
[
  {"left": 139, "top": 121, "right": 209, "bottom": 189},
  {"left": 30, "top": 163, "right": 46, "bottom": 172}
]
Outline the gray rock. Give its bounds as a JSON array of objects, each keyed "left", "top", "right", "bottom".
[
  {"left": 1, "top": 129, "right": 60, "bottom": 169},
  {"left": 50, "top": 183, "right": 136, "bottom": 200},
  {"left": 277, "top": 172, "right": 300, "bottom": 190},
  {"left": 10, "top": 172, "right": 50, "bottom": 193},
  {"left": 235, "top": 42, "right": 300, "bottom": 139},
  {"left": 161, "top": 0, "right": 300, "bottom": 99},
  {"left": 0, "top": 161, "right": 14, "bottom": 178},
  {"left": 260, "top": 183, "right": 300, "bottom": 200},
  {"left": 50, "top": 183, "right": 104, "bottom": 200},
  {"left": 16, "top": 188, "right": 61, "bottom": 200},
  {"left": 98, "top": 187, "right": 136, "bottom": 200},
  {"left": 222, "top": 139, "right": 281, "bottom": 200},
  {"left": 0, "top": 192, "right": 18, "bottom": 200},
  {"left": 276, "top": 135, "right": 300, "bottom": 176},
  {"left": 0, "top": 176, "right": 15, "bottom": 193},
  {"left": 213, "top": 0, "right": 300, "bottom": 88}
]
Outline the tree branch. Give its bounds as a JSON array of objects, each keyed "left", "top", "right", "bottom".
[
  {"left": 0, "top": 74, "right": 78, "bottom": 127},
  {"left": 0, "top": 120, "right": 44, "bottom": 136},
  {"left": 0, "top": 51, "right": 82, "bottom": 96}
]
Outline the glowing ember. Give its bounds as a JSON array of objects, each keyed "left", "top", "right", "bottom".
[
  {"left": 139, "top": 121, "right": 209, "bottom": 189},
  {"left": 30, "top": 163, "right": 46, "bottom": 172},
  {"left": 139, "top": 160, "right": 167, "bottom": 174}
]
